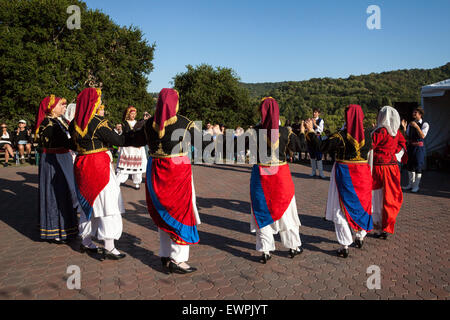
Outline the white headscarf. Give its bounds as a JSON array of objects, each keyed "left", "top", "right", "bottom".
[
  {"left": 64, "top": 103, "right": 76, "bottom": 122},
  {"left": 374, "top": 106, "right": 400, "bottom": 137}
]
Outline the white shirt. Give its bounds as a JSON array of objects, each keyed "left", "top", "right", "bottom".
[
  {"left": 406, "top": 119, "right": 429, "bottom": 138},
  {"left": 314, "top": 117, "right": 324, "bottom": 135}
]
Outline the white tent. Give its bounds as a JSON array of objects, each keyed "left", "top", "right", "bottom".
[{"left": 421, "top": 79, "right": 450, "bottom": 156}]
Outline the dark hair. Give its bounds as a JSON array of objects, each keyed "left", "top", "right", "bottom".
[
  {"left": 414, "top": 107, "right": 425, "bottom": 116},
  {"left": 313, "top": 108, "right": 321, "bottom": 113}
]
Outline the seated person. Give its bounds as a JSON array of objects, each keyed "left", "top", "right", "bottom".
[
  {"left": 14, "top": 120, "right": 32, "bottom": 164},
  {"left": 0, "top": 123, "right": 14, "bottom": 167}
]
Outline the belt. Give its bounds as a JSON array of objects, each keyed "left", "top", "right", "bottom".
[
  {"left": 42, "top": 148, "right": 70, "bottom": 154},
  {"left": 410, "top": 142, "right": 424, "bottom": 147}
]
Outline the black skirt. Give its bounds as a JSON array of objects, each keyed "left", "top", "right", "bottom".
[{"left": 39, "top": 152, "right": 80, "bottom": 240}]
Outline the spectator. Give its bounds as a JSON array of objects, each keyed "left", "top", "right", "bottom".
[
  {"left": 14, "top": 119, "right": 32, "bottom": 164},
  {"left": 1, "top": 123, "right": 14, "bottom": 167},
  {"left": 402, "top": 107, "right": 429, "bottom": 193},
  {"left": 114, "top": 123, "right": 123, "bottom": 135},
  {"left": 307, "top": 108, "right": 325, "bottom": 178}
]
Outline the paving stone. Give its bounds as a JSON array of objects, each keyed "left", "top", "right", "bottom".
[{"left": 0, "top": 164, "right": 448, "bottom": 300}]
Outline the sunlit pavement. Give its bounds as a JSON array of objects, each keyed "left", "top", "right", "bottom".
[{"left": 0, "top": 162, "right": 448, "bottom": 300}]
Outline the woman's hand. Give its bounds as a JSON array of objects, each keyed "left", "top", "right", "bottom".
[{"left": 305, "top": 119, "right": 314, "bottom": 132}]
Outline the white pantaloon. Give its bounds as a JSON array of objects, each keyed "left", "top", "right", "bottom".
[
  {"left": 372, "top": 189, "right": 384, "bottom": 233},
  {"left": 251, "top": 196, "right": 302, "bottom": 253},
  {"left": 79, "top": 212, "right": 123, "bottom": 240},
  {"left": 326, "top": 163, "right": 368, "bottom": 247},
  {"left": 159, "top": 229, "right": 190, "bottom": 263},
  {"left": 78, "top": 164, "right": 124, "bottom": 241},
  {"left": 116, "top": 171, "right": 142, "bottom": 185}
]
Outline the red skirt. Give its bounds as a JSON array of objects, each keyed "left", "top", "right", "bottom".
[
  {"left": 372, "top": 164, "right": 403, "bottom": 234},
  {"left": 145, "top": 156, "right": 199, "bottom": 245}
]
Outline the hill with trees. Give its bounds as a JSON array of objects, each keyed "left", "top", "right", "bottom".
[{"left": 241, "top": 63, "right": 450, "bottom": 132}]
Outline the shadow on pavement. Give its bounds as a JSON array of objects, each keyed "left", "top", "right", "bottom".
[{"left": 0, "top": 171, "right": 40, "bottom": 242}]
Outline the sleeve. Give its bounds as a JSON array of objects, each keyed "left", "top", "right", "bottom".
[
  {"left": 396, "top": 131, "right": 407, "bottom": 154},
  {"left": 371, "top": 128, "right": 385, "bottom": 150},
  {"left": 315, "top": 119, "right": 324, "bottom": 134},
  {"left": 287, "top": 130, "right": 303, "bottom": 153},
  {"left": 360, "top": 129, "right": 373, "bottom": 158},
  {"left": 95, "top": 120, "right": 126, "bottom": 147},
  {"left": 188, "top": 120, "right": 214, "bottom": 151},
  {"left": 38, "top": 121, "right": 53, "bottom": 147},
  {"left": 309, "top": 131, "right": 342, "bottom": 153},
  {"left": 123, "top": 127, "right": 147, "bottom": 147},
  {"left": 421, "top": 122, "right": 430, "bottom": 138}
]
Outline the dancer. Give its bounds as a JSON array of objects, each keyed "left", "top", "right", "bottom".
[
  {"left": 70, "top": 88, "right": 129, "bottom": 260},
  {"left": 307, "top": 105, "right": 373, "bottom": 258},
  {"left": 402, "top": 107, "right": 429, "bottom": 193},
  {"left": 116, "top": 106, "right": 147, "bottom": 190},
  {"left": 371, "top": 106, "right": 406, "bottom": 239},
  {"left": 249, "top": 97, "right": 304, "bottom": 264},
  {"left": 127, "top": 88, "right": 203, "bottom": 274},
  {"left": 34, "top": 95, "right": 80, "bottom": 243}
]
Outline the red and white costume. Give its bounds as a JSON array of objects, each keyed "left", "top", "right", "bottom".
[{"left": 371, "top": 106, "right": 406, "bottom": 234}]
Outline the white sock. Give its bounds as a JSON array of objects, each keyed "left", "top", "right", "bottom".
[{"left": 104, "top": 239, "right": 120, "bottom": 255}]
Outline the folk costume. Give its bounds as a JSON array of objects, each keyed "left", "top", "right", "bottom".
[
  {"left": 311, "top": 105, "right": 373, "bottom": 258},
  {"left": 35, "top": 95, "right": 80, "bottom": 242},
  {"left": 69, "top": 88, "right": 127, "bottom": 260},
  {"left": 371, "top": 106, "right": 406, "bottom": 239},
  {"left": 404, "top": 110, "right": 430, "bottom": 193},
  {"left": 249, "top": 97, "right": 304, "bottom": 264},
  {"left": 127, "top": 88, "right": 201, "bottom": 274},
  {"left": 306, "top": 116, "right": 325, "bottom": 178},
  {"left": 116, "top": 106, "right": 147, "bottom": 190}
]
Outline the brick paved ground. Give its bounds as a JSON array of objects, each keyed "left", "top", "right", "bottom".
[{"left": 0, "top": 162, "right": 448, "bottom": 300}]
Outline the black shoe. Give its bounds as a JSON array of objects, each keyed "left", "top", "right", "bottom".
[
  {"left": 80, "top": 244, "right": 102, "bottom": 254},
  {"left": 3, "top": 162, "right": 8, "bottom": 167},
  {"left": 161, "top": 257, "right": 170, "bottom": 269},
  {"left": 168, "top": 261, "right": 197, "bottom": 274},
  {"left": 380, "top": 232, "right": 388, "bottom": 240},
  {"left": 259, "top": 253, "right": 272, "bottom": 264},
  {"left": 288, "top": 247, "right": 304, "bottom": 258},
  {"left": 355, "top": 239, "right": 364, "bottom": 249},
  {"left": 51, "top": 239, "right": 67, "bottom": 245},
  {"left": 374, "top": 233, "right": 382, "bottom": 239},
  {"left": 101, "top": 248, "right": 126, "bottom": 261},
  {"left": 337, "top": 248, "right": 349, "bottom": 258}
]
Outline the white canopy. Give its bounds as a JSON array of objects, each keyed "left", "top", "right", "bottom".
[{"left": 421, "top": 79, "right": 450, "bottom": 156}]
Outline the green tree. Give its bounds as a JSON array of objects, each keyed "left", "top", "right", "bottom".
[
  {"left": 0, "top": 0, "right": 156, "bottom": 128},
  {"left": 173, "top": 64, "right": 256, "bottom": 128}
]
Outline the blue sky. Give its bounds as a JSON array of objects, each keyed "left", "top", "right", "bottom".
[{"left": 84, "top": 0, "right": 450, "bottom": 92}]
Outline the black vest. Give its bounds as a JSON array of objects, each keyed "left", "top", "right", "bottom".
[{"left": 409, "top": 121, "right": 424, "bottom": 143}]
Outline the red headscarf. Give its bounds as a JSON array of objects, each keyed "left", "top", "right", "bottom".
[
  {"left": 74, "top": 88, "right": 102, "bottom": 137},
  {"left": 153, "top": 88, "right": 179, "bottom": 139},
  {"left": 123, "top": 106, "right": 137, "bottom": 122},
  {"left": 260, "top": 97, "right": 280, "bottom": 147},
  {"left": 35, "top": 95, "right": 65, "bottom": 135},
  {"left": 345, "top": 104, "right": 365, "bottom": 158}
]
